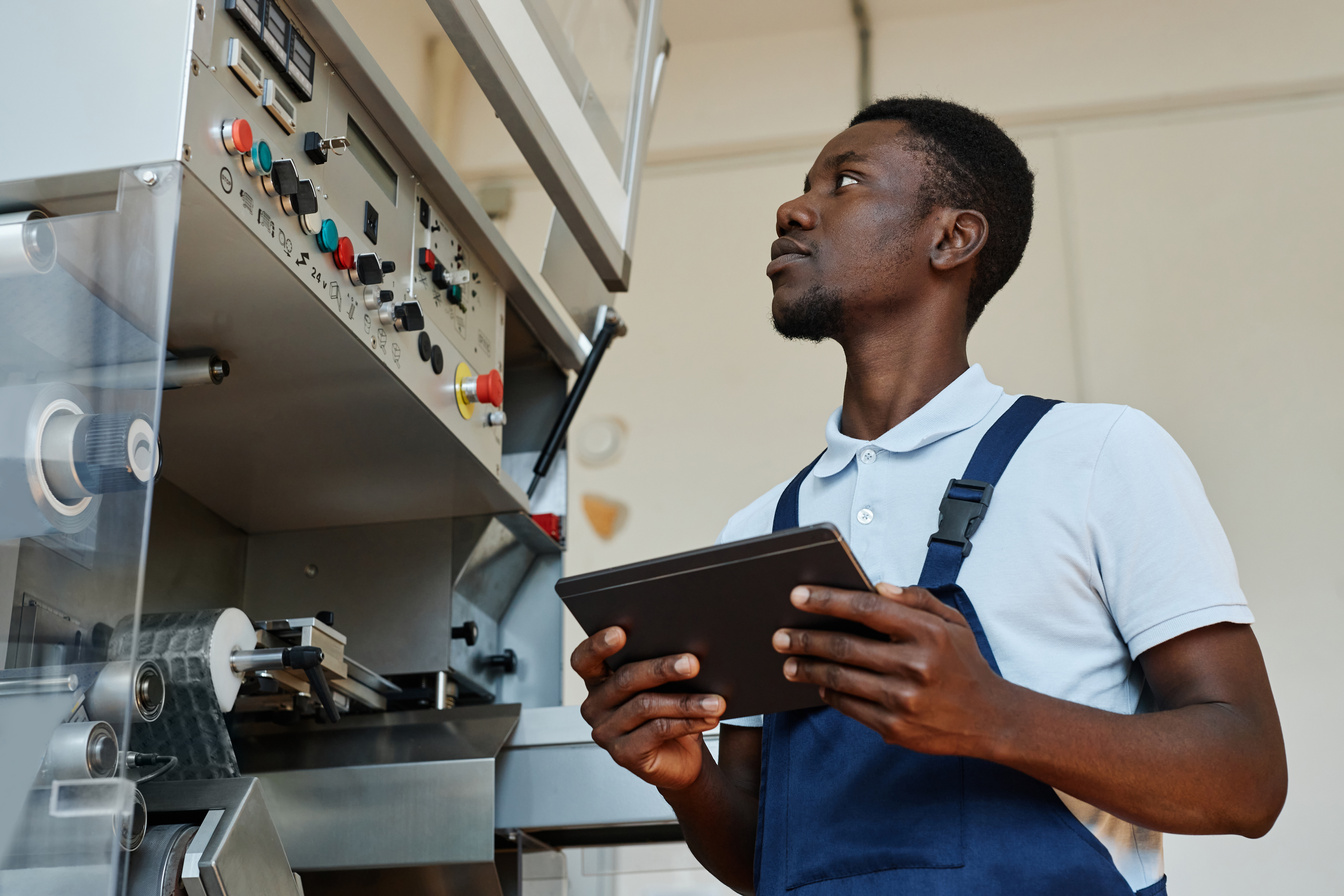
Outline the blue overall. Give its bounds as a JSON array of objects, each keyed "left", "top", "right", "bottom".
[{"left": 756, "top": 396, "right": 1167, "bottom": 895}]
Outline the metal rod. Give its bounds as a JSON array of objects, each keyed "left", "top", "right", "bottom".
[
  {"left": 850, "top": 0, "right": 873, "bottom": 110},
  {"left": 528, "top": 307, "right": 625, "bottom": 498},
  {"left": 62, "top": 355, "right": 230, "bottom": 391},
  {"left": 0, "top": 674, "right": 78, "bottom": 696},
  {"left": 230, "top": 648, "right": 289, "bottom": 673}
]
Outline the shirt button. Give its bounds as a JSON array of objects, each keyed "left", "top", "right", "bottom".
[
  {"left": 859, "top": 447, "right": 878, "bottom": 464},
  {"left": 856, "top": 507, "right": 874, "bottom": 525}
]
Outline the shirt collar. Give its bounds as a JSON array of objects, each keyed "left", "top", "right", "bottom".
[{"left": 812, "top": 364, "right": 1005, "bottom": 478}]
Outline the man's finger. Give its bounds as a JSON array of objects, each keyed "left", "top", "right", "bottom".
[
  {"left": 772, "top": 627, "right": 896, "bottom": 672},
  {"left": 612, "top": 715, "right": 720, "bottom": 763},
  {"left": 570, "top": 627, "right": 626, "bottom": 682},
  {"left": 782, "top": 656, "right": 892, "bottom": 705},
  {"left": 790, "top": 585, "right": 930, "bottom": 637},
  {"left": 594, "top": 691, "right": 725, "bottom": 746},
  {"left": 876, "top": 583, "right": 969, "bottom": 627}
]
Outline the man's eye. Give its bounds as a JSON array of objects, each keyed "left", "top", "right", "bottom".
[{"left": 838, "top": 174, "right": 859, "bottom": 188}]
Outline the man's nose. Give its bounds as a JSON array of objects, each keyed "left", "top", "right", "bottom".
[{"left": 776, "top": 195, "right": 817, "bottom": 236}]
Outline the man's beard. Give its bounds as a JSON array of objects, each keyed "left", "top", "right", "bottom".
[{"left": 772, "top": 285, "right": 845, "bottom": 343}]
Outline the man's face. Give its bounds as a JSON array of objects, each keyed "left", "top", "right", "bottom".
[{"left": 769, "top": 120, "right": 931, "bottom": 342}]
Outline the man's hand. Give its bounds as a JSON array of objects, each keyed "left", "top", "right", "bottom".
[
  {"left": 572, "top": 626, "right": 726, "bottom": 791},
  {"left": 773, "top": 582, "right": 1009, "bottom": 756}
]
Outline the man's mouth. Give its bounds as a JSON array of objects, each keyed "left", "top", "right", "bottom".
[{"left": 767, "top": 237, "right": 811, "bottom": 278}]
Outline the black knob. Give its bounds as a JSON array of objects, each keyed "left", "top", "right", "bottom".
[
  {"left": 393, "top": 301, "right": 424, "bottom": 332},
  {"left": 485, "top": 649, "right": 518, "bottom": 674},
  {"left": 431, "top": 261, "right": 450, "bottom": 291},
  {"left": 269, "top": 159, "right": 299, "bottom": 197},
  {"left": 303, "top": 131, "right": 329, "bottom": 165},
  {"left": 452, "top": 621, "right": 478, "bottom": 647},
  {"left": 354, "top": 253, "right": 383, "bottom": 286},
  {"left": 381, "top": 260, "right": 396, "bottom": 275},
  {"left": 377, "top": 289, "right": 394, "bottom": 305},
  {"left": 316, "top": 610, "right": 335, "bottom": 626},
  {"left": 283, "top": 179, "right": 318, "bottom": 217},
  {"left": 418, "top": 332, "right": 432, "bottom": 362}
]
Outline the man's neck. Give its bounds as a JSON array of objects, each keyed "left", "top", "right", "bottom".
[{"left": 836, "top": 304, "right": 970, "bottom": 442}]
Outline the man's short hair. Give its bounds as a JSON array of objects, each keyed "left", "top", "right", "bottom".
[{"left": 850, "top": 97, "right": 1034, "bottom": 328}]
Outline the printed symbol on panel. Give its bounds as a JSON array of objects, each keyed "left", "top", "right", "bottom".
[
  {"left": 295, "top": 251, "right": 309, "bottom": 266},
  {"left": 258, "top": 209, "right": 275, "bottom": 238},
  {"left": 330, "top": 283, "right": 341, "bottom": 308},
  {"left": 363, "top": 313, "right": 371, "bottom": 333},
  {"left": 391, "top": 343, "right": 401, "bottom": 366},
  {"left": 278, "top": 229, "right": 292, "bottom": 256},
  {"left": 240, "top": 189, "right": 254, "bottom": 213},
  {"left": 377, "top": 328, "right": 387, "bottom": 352},
  {"left": 219, "top": 167, "right": 234, "bottom": 194}
]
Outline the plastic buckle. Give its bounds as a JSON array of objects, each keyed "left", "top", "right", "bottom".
[{"left": 927, "top": 478, "right": 994, "bottom": 558}]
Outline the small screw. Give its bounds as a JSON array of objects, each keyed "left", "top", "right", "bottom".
[
  {"left": 191, "top": 60, "right": 200, "bottom": 76},
  {"left": 139, "top": 170, "right": 158, "bottom": 186},
  {"left": 182, "top": 144, "right": 192, "bottom": 161},
  {"left": 196, "top": 3, "right": 205, "bottom": 19},
  {"left": 304, "top": 564, "right": 319, "bottom": 578}
]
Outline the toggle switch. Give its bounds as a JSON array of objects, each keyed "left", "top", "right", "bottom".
[
  {"left": 219, "top": 119, "right": 253, "bottom": 155},
  {"left": 364, "top": 287, "right": 393, "bottom": 310},
  {"left": 283, "top": 178, "right": 318, "bottom": 218},
  {"left": 431, "top": 261, "right": 450, "bottom": 291},
  {"left": 418, "top": 248, "right": 436, "bottom": 272}
]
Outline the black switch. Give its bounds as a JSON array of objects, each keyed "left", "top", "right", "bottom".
[
  {"left": 282, "top": 179, "right": 318, "bottom": 217},
  {"left": 268, "top": 159, "right": 299, "bottom": 197},
  {"left": 430, "top": 344, "right": 444, "bottom": 375},
  {"left": 363, "top": 201, "right": 379, "bottom": 245},
  {"left": 431, "top": 261, "right": 449, "bottom": 291},
  {"left": 417, "top": 332, "right": 432, "bottom": 362},
  {"left": 303, "top": 131, "right": 328, "bottom": 164},
  {"left": 354, "top": 253, "right": 383, "bottom": 286},
  {"left": 393, "top": 301, "right": 425, "bottom": 332},
  {"left": 381, "top": 259, "right": 396, "bottom": 275},
  {"left": 418, "top": 197, "right": 430, "bottom": 229}
]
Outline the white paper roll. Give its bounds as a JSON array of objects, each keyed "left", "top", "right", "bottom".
[{"left": 209, "top": 607, "right": 257, "bottom": 713}]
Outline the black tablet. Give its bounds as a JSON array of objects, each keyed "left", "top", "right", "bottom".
[{"left": 557, "top": 523, "right": 879, "bottom": 718}]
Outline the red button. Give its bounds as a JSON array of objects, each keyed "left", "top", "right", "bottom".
[
  {"left": 418, "top": 248, "right": 436, "bottom": 272},
  {"left": 475, "top": 369, "right": 503, "bottom": 407},
  {"left": 333, "top": 236, "right": 355, "bottom": 270},
  {"left": 221, "top": 119, "right": 253, "bottom": 155}
]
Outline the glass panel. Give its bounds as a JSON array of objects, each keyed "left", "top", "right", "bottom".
[
  {"left": 0, "top": 164, "right": 179, "bottom": 893},
  {"left": 526, "top": 0, "right": 639, "bottom": 174}
]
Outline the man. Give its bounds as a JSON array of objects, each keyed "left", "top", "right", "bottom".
[{"left": 571, "top": 97, "right": 1286, "bottom": 895}]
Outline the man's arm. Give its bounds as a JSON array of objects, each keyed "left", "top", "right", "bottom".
[
  {"left": 776, "top": 583, "right": 1287, "bottom": 837},
  {"left": 572, "top": 629, "right": 761, "bottom": 893}
]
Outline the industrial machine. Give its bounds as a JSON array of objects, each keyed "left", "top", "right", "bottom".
[{"left": 0, "top": 1, "right": 669, "bottom": 893}]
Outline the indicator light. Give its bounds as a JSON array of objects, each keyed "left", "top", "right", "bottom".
[
  {"left": 242, "top": 140, "right": 272, "bottom": 177},
  {"left": 316, "top": 219, "right": 339, "bottom": 254},
  {"left": 333, "top": 237, "right": 355, "bottom": 271}
]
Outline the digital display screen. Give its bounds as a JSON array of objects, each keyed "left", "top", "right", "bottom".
[
  {"left": 225, "top": 0, "right": 263, "bottom": 35},
  {"left": 346, "top": 115, "right": 397, "bottom": 205},
  {"left": 262, "top": 4, "right": 290, "bottom": 65},
  {"left": 287, "top": 32, "right": 314, "bottom": 100}
]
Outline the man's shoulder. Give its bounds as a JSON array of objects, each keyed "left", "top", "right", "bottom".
[
  {"left": 716, "top": 478, "right": 795, "bottom": 545},
  {"left": 1030, "top": 400, "right": 1177, "bottom": 459}
]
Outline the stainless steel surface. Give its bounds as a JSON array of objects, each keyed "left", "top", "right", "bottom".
[
  {"left": 495, "top": 705, "right": 719, "bottom": 833},
  {"left": 141, "top": 778, "right": 301, "bottom": 896},
  {"left": 85, "top": 661, "right": 166, "bottom": 724},
  {"left": 63, "top": 356, "right": 229, "bottom": 391},
  {"left": 230, "top": 648, "right": 289, "bottom": 672},
  {"left": 0, "top": 675, "right": 77, "bottom": 696},
  {"left": 43, "top": 721, "right": 119, "bottom": 781},
  {"left": 233, "top": 705, "right": 518, "bottom": 871}
]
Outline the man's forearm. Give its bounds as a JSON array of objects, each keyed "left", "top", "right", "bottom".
[
  {"left": 986, "top": 680, "right": 1286, "bottom": 836},
  {"left": 660, "top": 740, "right": 759, "bottom": 895}
]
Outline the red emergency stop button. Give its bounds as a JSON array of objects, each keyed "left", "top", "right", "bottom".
[
  {"left": 333, "top": 236, "right": 355, "bottom": 270},
  {"left": 474, "top": 369, "right": 503, "bottom": 407},
  {"left": 220, "top": 119, "right": 253, "bottom": 155}
]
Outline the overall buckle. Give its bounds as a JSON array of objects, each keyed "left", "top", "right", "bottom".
[{"left": 927, "top": 478, "right": 994, "bottom": 558}]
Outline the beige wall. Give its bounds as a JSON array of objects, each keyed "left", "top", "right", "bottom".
[{"left": 336, "top": 0, "right": 1343, "bottom": 891}]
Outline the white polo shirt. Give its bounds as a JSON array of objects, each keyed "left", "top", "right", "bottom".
[{"left": 717, "top": 364, "right": 1253, "bottom": 891}]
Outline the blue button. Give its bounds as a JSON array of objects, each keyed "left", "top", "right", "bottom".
[
  {"left": 252, "top": 140, "right": 272, "bottom": 174},
  {"left": 316, "top": 219, "right": 339, "bottom": 253}
]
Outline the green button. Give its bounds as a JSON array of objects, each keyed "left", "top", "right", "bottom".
[
  {"left": 449, "top": 284, "right": 463, "bottom": 305},
  {"left": 252, "top": 140, "right": 273, "bottom": 174},
  {"left": 316, "top": 219, "right": 339, "bottom": 253}
]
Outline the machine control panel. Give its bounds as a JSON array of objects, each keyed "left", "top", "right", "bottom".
[{"left": 184, "top": 0, "right": 508, "bottom": 476}]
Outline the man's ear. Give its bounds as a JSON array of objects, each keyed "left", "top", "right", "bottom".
[{"left": 929, "top": 209, "right": 988, "bottom": 272}]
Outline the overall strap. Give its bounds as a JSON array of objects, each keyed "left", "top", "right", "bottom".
[
  {"left": 772, "top": 453, "right": 824, "bottom": 533},
  {"left": 917, "top": 396, "right": 1060, "bottom": 588}
]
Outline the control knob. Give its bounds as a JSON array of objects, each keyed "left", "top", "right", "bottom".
[
  {"left": 349, "top": 252, "right": 384, "bottom": 286},
  {"left": 363, "top": 287, "right": 393, "bottom": 310},
  {"left": 261, "top": 158, "right": 298, "bottom": 199},
  {"left": 379, "top": 301, "right": 425, "bottom": 332}
]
